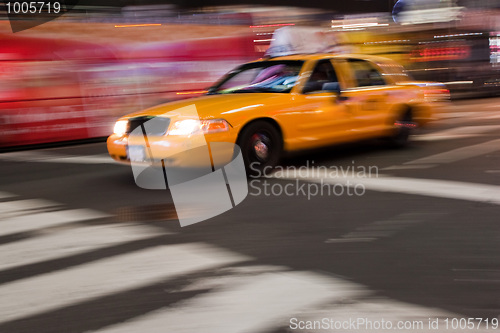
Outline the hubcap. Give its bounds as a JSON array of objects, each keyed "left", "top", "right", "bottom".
[
  {"left": 254, "top": 139, "right": 269, "bottom": 160},
  {"left": 252, "top": 133, "right": 270, "bottom": 161}
]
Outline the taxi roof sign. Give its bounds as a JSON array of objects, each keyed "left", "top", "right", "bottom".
[{"left": 265, "top": 26, "right": 344, "bottom": 57}]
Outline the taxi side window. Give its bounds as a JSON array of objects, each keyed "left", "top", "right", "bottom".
[
  {"left": 302, "top": 60, "right": 339, "bottom": 94},
  {"left": 348, "top": 59, "right": 386, "bottom": 87}
]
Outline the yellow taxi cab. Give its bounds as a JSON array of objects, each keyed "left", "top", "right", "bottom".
[{"left": 107, "top": 53, "right": 448, "bottom": 175}]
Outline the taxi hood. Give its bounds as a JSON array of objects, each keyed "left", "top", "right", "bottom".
[{"left": 123, "top": 93, "right": 290, "bottom": 120}]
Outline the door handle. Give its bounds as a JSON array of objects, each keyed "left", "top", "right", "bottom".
[{"left": 338, "top": 94, "right": 349, "bottom": 102}]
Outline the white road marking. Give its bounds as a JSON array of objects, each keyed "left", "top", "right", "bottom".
[
  {"left": 0, "top": 151, "right": 63, "bottom": 162},
  {"left": 381, "top": 164, "right": 436, "bottom": 171},
  {"left": 437, "top": 116, "right": 500, "bottom": 126},
  {"left": 0, "top": 223, "right": 165, "bottom": 270},
  {"left": 352, "top": 177, "right": 500, "bottom": 205},
  {"left": 178, "top": 265, "right": 290, "bottom": 292},
  {"left": 482, "top": 114, "right": 500, "bottom": 120},
  {"left": 296, "top": 298, "right": 481, "bottom": 333},
  {"left": 0, "top": 152, "right": 114, "bottom": 164},
  {"left": 452, "top": 268, "right": 500, "bottom": 285},
  {"left": 93, "top": 265, "right": 495, "bottom": 333},
  {"left": 0, "top": 195, "right": 490, "bottom": 333},
  {"left": 432, "top": 110, "right": 500, "bottom": 125},
  {"left": 41, "top": 154, "right": 115, "bottom": 164},
  {"left": 0, "top": 243, "right": 251, "bottom": 324},
  {"left": 0, "top": 192, "right": 15, "bottom": 200},
  {"left": 0, "top": 199, "right": 59, "bottom": 213},
  {"left": 275, "top": 169, "right": 500, "bottom": 205},
  {"left": 403, "top": 139, "right": 500, "bottom": 166},
  {"left": 413, "top": 125, "right": 500, "bottom": 142},
  {"left": 434, "top": 111, "right": 487, "bottom": 119},
  {"left": 0, "top": 199, "right": 60, "bottom": 219},
  {"left": 94, "top": 271, "right": 365, "bottom": 333},
  {"left": 0, "top": 209, "right": 110, "bottom": 237}
]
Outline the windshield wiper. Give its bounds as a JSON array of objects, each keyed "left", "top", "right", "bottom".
[
  {"left": 206, "top": 87, "right": 218, "bottom": 95},
  {"left": 232, "top": 87, "right": 277, "bottom": 93}
]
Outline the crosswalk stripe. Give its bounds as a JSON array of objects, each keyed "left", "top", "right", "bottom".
[
  {"left": 434, "top": 111, "right": 491, "bottom": 119},
  {"left": 94, "top": 271, "right": 364, "bottom": 333},
  {"left": 0, "top": 243, "right": 251, "bottom": 324},
  {"left": 0, "top": 152, "right": 114, "bottom": 164},
  {"left": 432, "top": 110, "right": 500, "bottom": 125},
  {"left": 0, "top": 199, "right": 60, "bottom": 218},
  {"left": 34, "top": 154, "right": 115, "bottom": 164},
  {"left": 438, "top": 118, "right": 500, "bottom": 126},
  {"left": 404, "top": 138, "right": 500, "bottom": 165},
  {"left": 414, "top": 125, "right": 500, "bottom": 142},
  {"left": 292, "top": 297, "right": 478, "bottom": 333},
  {"left": 0, "top": 209, "right": 110, "bottom": 237},
  {"left": 348, "top": 176, "right": 500, "bottom": 205},
  {"left": 0, "top": 223, "right": 165, "bottom": 271},
  {"left": 0, "top": 195, "right": 487, "bottom": 333},
  {"left": 0, "top": 192, "right": 16, "bottom": 200},
  {"left": 275, "top": 169, "right": 500, "bottom": 205}
]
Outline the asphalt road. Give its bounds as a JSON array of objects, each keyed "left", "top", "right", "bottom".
[{"left": 0, "top": 98, "right": 499, "bottom": 333}]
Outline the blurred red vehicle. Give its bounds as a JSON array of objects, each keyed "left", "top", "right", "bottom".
[{"left": 0, "top": 32, "right": 260, "bottom": 148}]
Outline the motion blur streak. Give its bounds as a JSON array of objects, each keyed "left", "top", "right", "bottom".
[
  {"left": 114, "top": 24, "right": 162, "bottom": 28},
  {"left": 176, "top": 90, "right": 209, "bottom": 95},
  {"left": 2, "top": 4, "right": 500, "bottom": 333}
]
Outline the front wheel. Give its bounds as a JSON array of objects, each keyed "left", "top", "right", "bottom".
[{"left": 238, "top": 121, "right": 282, "bottom": 177}]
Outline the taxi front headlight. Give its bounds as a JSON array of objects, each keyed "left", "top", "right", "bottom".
[
  {"left": 168, "top": 119, "right": 230, "bottom": 136},
  {"left": 113, "top": 120, "right": 128, "bottom": 136}
]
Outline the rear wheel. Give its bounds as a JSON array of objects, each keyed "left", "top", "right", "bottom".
[
  {"left": 390, "top": 110, "right": 416, "bottom": 148},
  {"left": 238, "top": 121, "right": 282, "bottom": 177}
]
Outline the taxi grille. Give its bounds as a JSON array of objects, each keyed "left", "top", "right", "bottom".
[{"left": 127, "top": 116, "right": 170, "bottom": 136}]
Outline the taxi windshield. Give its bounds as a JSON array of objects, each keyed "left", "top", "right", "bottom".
[{"left": 209, "top": 60, "right": 304, "bottom": 94}]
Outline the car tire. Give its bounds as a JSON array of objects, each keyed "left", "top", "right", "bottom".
[
  {"left": 238, "top": 121, "right": 282, "bottom": 177},
  {"left": 389, "top": 110, "right": 415, "bottom": 148}
]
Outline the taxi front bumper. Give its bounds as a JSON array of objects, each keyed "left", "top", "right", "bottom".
[{"left": 107, "top": 131, "right": 237, "bottom": 168}]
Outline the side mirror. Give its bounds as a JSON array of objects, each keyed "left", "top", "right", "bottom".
[
  {"left": 321, "top": 82, "right": 341, "bottom": 95},
  {"left": 322, "top": 82, "right": 348, "bottom": 101}
]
